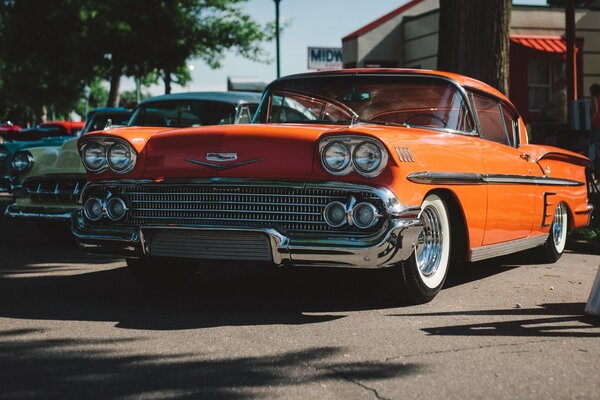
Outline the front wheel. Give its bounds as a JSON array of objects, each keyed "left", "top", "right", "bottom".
[
  {"left": 396, "top": 194, "right": 452, "bottom": 304},
  {"left": 533, "top": 202, "right": 568, "bottom": 263}
]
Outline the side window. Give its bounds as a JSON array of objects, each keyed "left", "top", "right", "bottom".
[
  {"left": 472, "top": 93, "right": 512, "bottom": 147},
  {"left": 500, "top": 104, "right": 519, "bottom": 147}
]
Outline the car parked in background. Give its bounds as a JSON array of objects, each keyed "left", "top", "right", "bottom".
[
  {"left": 0, "top": 122, "right": 83, "bottom": 206},
  {"left": 73, "top": 69, "right": 590, "bottom": 303},
  {"left": 4, "top": 109, "right": 131, "bottom": 237},
  {"left": 7, "top": 92, "right": 262, "bottom": 238}
]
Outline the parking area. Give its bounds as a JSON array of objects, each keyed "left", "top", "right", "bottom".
[{"left": 1, "top": 217, "right": 599, "bottom": 399}]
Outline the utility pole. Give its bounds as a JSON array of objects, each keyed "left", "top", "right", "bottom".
[
  {"left": 275, "top": 0, "right": 281, "bottom": 78},
  {"left": 565, "top": 0, "right": 576, "bottom": 125}
]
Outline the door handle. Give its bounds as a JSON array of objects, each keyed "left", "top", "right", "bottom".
[{"left": 520, "top": 153, "right": 531, "bottom": 161}]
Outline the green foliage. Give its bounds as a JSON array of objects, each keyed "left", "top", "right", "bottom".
[
  {"left": 0, "top": 0, "right": 274, "bottom": 120},
  {"left": 118, "top": 90, "right": 151, "bottom": 109},
  {"left": 73, "top": 78, "right": 109, "bottom": 119}
]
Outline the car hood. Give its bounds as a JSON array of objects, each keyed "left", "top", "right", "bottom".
[
  {"left": 24, "top": 137, "right": 86, "bottom": 179},
  {"left": 143, "top": 124, "right": 335, "bottom": 180}
]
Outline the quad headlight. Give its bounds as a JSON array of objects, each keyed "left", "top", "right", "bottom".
[
  {"left": 108, "top": 142, "right": 135, "bottom": 173},
  {"left": 81, "top": 139, "right": 136, "bottom": 174},
  {"left": 353, "top": 142, "right": 382, "bottom": 173},
  {"left": 322, "top": 142, "right": 351, "bottom": 172},
  {"left": 11, "top": 151, "right": 34, "bottom": 173},
  {"left": 319, "top": 136, "right": 388, "bottom": 177},
  {"left": 82, "top": 142, "right": 106, "bottom": 172}
]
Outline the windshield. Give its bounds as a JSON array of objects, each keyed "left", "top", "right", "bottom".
[
  {"left": 256, "top": 75, "right": 474, "bottom": 132},
  {"left": 128, "top": 100, "right": 238, "bottom": 128},
  {"left": 83, "top": 112, "right": 132, "bottom": 134}
]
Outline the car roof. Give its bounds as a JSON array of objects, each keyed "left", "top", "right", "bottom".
[
  {"left": 272, "top": 68, "right": 511, "bottom": 106},
  {"left": 139, "top": 91, "right": 262, "bottom": 105},
  {"left": 86, "top": 107, "right": 130, "bottom": 118}
]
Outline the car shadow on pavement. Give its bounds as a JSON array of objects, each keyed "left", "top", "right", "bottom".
[
  {"left": 388, "top": 302, "right": 600, "bottom": 338},
  {"left": 0, "top": 329, "right": 422, "bottom": 399}
]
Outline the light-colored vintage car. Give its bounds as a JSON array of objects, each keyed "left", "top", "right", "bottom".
[
  {"left": 72, "top": 69, "right": 591, "bottom": 303},
  {"left": 7, "top": 92, "right": 261, "bottom": 236},
  {"left": 4, "top": 109, "right": 132, "bottom": 237}
]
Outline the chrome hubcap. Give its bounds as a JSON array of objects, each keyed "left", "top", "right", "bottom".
[
  {"left": 552, "top": 203, "right": 565, "bottom": 248},
  {"left": 416, "top": 206, "right": 443, "bottom": 277}
]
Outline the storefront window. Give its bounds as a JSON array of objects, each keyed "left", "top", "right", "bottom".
[{"left": 528, "top": 59, "right": 565, "bottom": 112}]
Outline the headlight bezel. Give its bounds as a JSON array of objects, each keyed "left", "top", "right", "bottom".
[
  {"left": 11, "top": 150, "right": 34, "bottom": 173},
  {"left": 82, "top": 141, "right": 107, "bottom": 173},
  {"left": 319, "top": 136, "right": 388, "bottom": 178},
  {"left": 321, "top": 141, "right": 352, "bottom": 175},
  {"left": 80, "top": 138, "right": 137, "bottom": 174},
  {"left": 107, "top": 142, "right": 136, "bottom": 174}
]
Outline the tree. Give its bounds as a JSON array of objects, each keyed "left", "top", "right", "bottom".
[
  {"left": 0, "top": 0, "right": 97, "bottom": 123},
  {"left": 437, "top": 0, "right": 511, "bottom": 95},
  {"left": 144, "top": 0, "right": 275, "bottom": 94}
]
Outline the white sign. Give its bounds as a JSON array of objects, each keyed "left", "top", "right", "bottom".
[{"left": 307, "top": 47, "right": 343, "bottom": 70}]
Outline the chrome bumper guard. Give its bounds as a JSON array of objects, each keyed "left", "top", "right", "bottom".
[{"left": 72, "top": 209, "right": 422, "bottom": 268}]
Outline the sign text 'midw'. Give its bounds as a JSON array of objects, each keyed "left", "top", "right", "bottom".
[{"left": 307, "top": 47, "right": 343, "bottom": 70}]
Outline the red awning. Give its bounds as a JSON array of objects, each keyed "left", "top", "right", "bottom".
[{"left": 510, "top": 35, "right": 581, "bottom": 54}]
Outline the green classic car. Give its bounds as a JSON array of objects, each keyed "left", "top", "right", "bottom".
[{"left": 5, "top": 109, "right": 132, "bottom": 237}]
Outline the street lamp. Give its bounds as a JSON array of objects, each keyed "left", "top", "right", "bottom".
[{"left": 274, "top": 0, "right": 281, "bottom": 78}]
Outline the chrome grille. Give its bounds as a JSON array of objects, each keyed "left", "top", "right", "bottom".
[
  {"left": 118, "top": 184, "right": 385, "bottom": 235},
  {"left": 24, "top": 176, "right": 86, "bottom": 201}
]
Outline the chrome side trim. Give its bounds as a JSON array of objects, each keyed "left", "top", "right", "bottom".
[
  {"left": 5, "top": 205, "right": 73, "bottom": 220},
  {"left": 470, "top": 234, "right": 548, "bottom": 262},
  {"left": 407, "top": 172, "right": 485, "bottom": 185},
  {"left": 407, "top": 172, "right": 584, "bottom": 187}
]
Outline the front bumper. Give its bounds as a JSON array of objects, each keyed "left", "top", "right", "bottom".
[{"left": 72, "top": 209, "right": 422, "bottom": 268}]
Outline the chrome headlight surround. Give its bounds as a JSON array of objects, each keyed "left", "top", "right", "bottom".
[
  {"left": 319, "top": 136, "right": 388, "bottom": 178},
  {"left": 11, "top": 150, "right": 34, "bottom": 173},
  {"left": 107, "top": 142, "right": 136, "bottom": 174},
  {"left": 82, "top": 141, "right": 107, "bottom": 173},
  {"left": 80, "top": 138, "right": 137, "bottom": 174}
]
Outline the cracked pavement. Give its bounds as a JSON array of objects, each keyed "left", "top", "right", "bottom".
[{"left": 1, "top": 218, "right": 599, "bottom": 399}]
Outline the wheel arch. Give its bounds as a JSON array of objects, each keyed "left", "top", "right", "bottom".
[{"left": 422, "top": 188, "right": 470, "bottom": 263}]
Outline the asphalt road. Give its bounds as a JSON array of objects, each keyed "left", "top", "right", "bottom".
[{"left": 1, "top": 216, "right": 599, "bottom": 400}]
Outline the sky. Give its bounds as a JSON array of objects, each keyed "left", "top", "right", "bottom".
[{"left": 121, "top": 0, "right": 549, "bottom": 96}]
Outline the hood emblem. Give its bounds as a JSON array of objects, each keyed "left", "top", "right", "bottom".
[
  {"left": 206, "top": 152, "right": 237, "bottom": 162},
  {"left": 184, "top": 156, "right": 263, "bottom": 171}
]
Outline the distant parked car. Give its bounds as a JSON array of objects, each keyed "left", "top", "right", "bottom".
[
  {"left": 7, "top": 92, "right": 261, "bottom": 238},
  {"left": 4, "top": 109, "right": 131, "bottom": 237},
  {"left": 0, "top": 124, "right": 81, "bottom": 204}
]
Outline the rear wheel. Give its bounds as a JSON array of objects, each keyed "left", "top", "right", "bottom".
[
  {"left": 534, "top": 202, "right": 568, "bottom": 263},
  {"left": 394, "top": 194, "right": 452, "bottom": 304},
  {"left": 126, "top": 257, "right": 196, "bottom": 291}
]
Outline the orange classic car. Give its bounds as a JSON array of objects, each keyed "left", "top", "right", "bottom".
[{"left": 73, "top": 69, "right": 592, "bottom": 303}]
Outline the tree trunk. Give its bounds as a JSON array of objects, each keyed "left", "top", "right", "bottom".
[
  {"left": 164, "top": 70, "right": 172, "bottom": 94},
  {"left": 437, "top": 0, "right": 511, "bottom": 95},
  {"left": 107, "top": 61, "right": 123, "bottom": 107}
]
